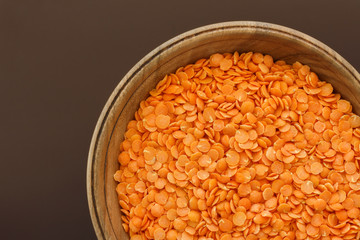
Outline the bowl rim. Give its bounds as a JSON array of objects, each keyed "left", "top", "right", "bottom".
[{"left": 86, "top": 20, "right": 360, "bottom": 239}]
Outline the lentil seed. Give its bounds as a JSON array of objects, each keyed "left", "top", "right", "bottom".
[{"left": 114, "top": 52, "right": 360, "bottom": 239}]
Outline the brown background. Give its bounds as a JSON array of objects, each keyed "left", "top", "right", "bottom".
[{"left": 1, "top": 0, "right": 359, "bottom": 239}]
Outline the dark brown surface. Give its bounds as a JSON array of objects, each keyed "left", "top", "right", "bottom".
[{"left": 0, "top": 1, "right": 359, "bottom": 239}]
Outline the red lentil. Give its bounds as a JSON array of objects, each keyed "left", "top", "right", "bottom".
[{"left": 114, "top": 52, "right": 360, "bottom": 240}]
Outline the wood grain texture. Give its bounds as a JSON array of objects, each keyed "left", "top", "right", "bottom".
[{"left": 86, "top": 21, "right": 360, "bottom": 240}]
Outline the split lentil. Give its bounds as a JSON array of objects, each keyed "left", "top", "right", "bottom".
[{"left": 114, "top": 51, "right": 360, "bottom": 240}]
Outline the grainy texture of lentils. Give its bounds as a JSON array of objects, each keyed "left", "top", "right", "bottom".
[{"left": 114, "top": 51, "right": 360, "bottom": 240}]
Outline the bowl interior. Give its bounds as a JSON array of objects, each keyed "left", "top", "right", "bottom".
[{"left": 87, "top": 22, "right": 360, "bottom": 240}]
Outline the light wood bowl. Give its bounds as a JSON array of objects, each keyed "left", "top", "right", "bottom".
[{"left": 87, "top": 21, "right": 360, "bottom": 239}]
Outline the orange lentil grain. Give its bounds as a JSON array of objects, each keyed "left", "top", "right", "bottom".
[
  {"left": 233, "top": 211, "right": 247, "bottom": 226},
  {"left": 219, "top": 218, "right": 233, "bottom": 232},
  {"left": 313, "top": 198, "right": 327, "bottom": 211},
  {"left": 310, "top": 162, "right": 323, "bottom": 175}
]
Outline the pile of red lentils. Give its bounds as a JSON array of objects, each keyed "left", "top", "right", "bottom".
[{"left": 114, "top": 52, "right": 360, "bottom": 240}]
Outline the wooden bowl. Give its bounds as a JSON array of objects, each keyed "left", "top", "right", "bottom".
[{"left": 87, "top": 21, "right": 360, "bottom": 239}]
